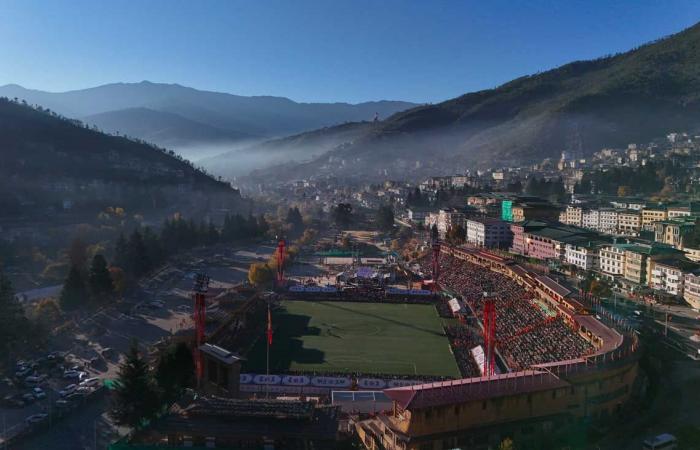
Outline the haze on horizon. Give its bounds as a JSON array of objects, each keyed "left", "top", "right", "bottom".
[{"left": 2, "top": 0, "right": 700, "bottom": 104}]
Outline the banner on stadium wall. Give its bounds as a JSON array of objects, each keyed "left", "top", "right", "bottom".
[
  {"left": 240, "top": 374, "right": 254, "bottom": 384},
  {"left": 387, "top": 379, "right": 422, "bottom": 388},
  {"left": 253, "top": 374, "right": 282, "bottom": 385},
  {"left": 471, "top": 345, "right": 486, "bottom": 376},
  {"left": 240, "top": 384, "right": 330, "bottom": 395},
  {"left": 358, "top": 378, "right": 387, "bottom": 389},
  {"left": 289, "top": 285, "right": 305, "bottom": 292},
  {"left": 310, "top": 376, "right": 352, "bottom": 388},
  {"left": 282, "top": 375, "right": 310, "bottom": 386}
]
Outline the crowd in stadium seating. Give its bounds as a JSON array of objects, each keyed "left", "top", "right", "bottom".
[
  {"left": 444, "top": 325, "right": 481, "bottom": 377},
  {"left": 423, "top": 254, "right": 594, "bottom": 371}
]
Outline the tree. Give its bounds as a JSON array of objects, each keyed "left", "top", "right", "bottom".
[
  {"left": 127, "top": 229, "right": 150, "bottom": 277},
  {"left": 109, "top": 267, "right": 127, "bottom": 298},
  {"left": 68, "top": 238, "right": 88, "bottom": 271},
  {"left": 155, "top": 342, "right": 195, "bottom": 402},
  {"left": 376, "top": 205, "right": 395, "bottom": 231},
  {"left": 110, "top": 340, "right": 162, "bottom": 428},
  {"left": 114, "top": 233, "right": 128, "bottom": 268},
  {"left": 617, "top": 185, "right": 632, "bottom": 197},
  {"left": 60, "top": 264, "right": 88, "bottom": 309},
  {"left": 499, "top": 437, "right": 515, "bottom": 450},
  {"left": 331, "top": 203, "right": 353, "bottom": 227},
  {"left": 0, "top": 270, "right": 29, "bottom": 353},
  {"left": 89, "top": 254, "right": 114, "bottom": 299},
  {"left": 248, "top": 263, "right": 273, "bottom": 287},
  {"left": 446, "top": 224, "right": 466, "bottom": 245}
]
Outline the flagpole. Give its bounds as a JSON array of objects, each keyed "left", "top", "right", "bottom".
[{"left": 266, "top": 300, "right": 271, "bottom": 399}]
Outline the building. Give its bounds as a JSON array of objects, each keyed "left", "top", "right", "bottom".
[
  {"left": 511, "top": 201, "right": 560, "bottom": 223},
  {"left": 465, "top": 218, "right": 513, "bottom": 249},
  {"left": 510, "top": 221, "right": 598, "bottom": 262},
  {"left": 407, "top": 207, "right": 432, "bottom": 224},
  {"left": 127, "top": 396, "right": 340, "bottom": 449},
  {"left": 649, "top": 258, "right": 700, "bottom": 297},
  {"left": 622, "top": 243, "right": 682, "bottom": 288},
  {"left": 561, "top": 205, "right": 584, "bottom": 227},
  {"left": 582, "top": 209, "right": 600, "bottom": 230},
  {"left": 683, "top": 271, "right": 700, "bottom": 309},
  {"left": 599, "top": 245, "right": 626, "bottom": 277},
  {"left": 618, "top": 211, "right": 642, "bottom": 236},
  {"left": 641, "top": 207, "right": 668, "bottom": 229},
  {"left": 564, "top": 239, "right": 606, "bottom": 271},
  {"left": 598, "top": 209, "right": 620, "bottom": 234},
  {"left": 654, "top": 217, "right": 697, "bottom": 249}
]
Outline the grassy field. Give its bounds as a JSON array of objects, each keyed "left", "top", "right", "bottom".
[{"left": 244, "top": 300, "right": 460, "bottom": 377}]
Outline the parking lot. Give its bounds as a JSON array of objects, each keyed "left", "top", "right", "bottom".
[{"left": 1, "top": 243, "right": 274, "bottom": 449}]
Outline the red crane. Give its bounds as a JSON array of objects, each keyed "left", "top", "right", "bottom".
[
  {"left": 192, "top": 273, "right": 210, "bottom": 385},
  {"left": 276, "top": 238, "right": 286, "bottom": 287},
  {"left": 482, "top": 297, "right": 496, "bottom": 377},
  {"left": 430, "top": 225, "right": 440, "bottom": 293}
]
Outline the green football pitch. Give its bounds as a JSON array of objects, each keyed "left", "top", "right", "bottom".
[{"left": 244, "top": 300, "right": 460, "bottom": 377}]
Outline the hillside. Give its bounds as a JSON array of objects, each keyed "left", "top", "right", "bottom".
[
  {"left": 250, "top": 21, "right": 700, "bottom": 182},
  {"left": 0, "top": 98, "right": 238, "bottom": 217},
  {"left": 83, "top": 107, "right": 257, "bottom": 158},
  {"left": 200, "top": 121, "right": 378, "bottom": 177},
  {"left": 0, "top": 82, "right": 416, "bottom": 158}
]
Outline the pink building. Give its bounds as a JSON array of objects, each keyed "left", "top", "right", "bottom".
[{"left": 510, "top": 221, "right": 597, "bottom": 262}]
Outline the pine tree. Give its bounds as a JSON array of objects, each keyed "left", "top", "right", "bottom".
[
  {"left": 155, "top": 342, "right": 195, "bottom": 402},
  {"left": 60, "top": 264, "right": 88, "bottom": 309},
  {"left": 0, "top": 270, "right": 29, "bottom": 353},
  {"left": 128, "top": 229, "right": 150, "bottom": 277},
  {"left": 89, "top": 254, "right": 114, "bottom": 299},
  {"left": 110, "top": 340, "right": 162, "bottom": 428}
]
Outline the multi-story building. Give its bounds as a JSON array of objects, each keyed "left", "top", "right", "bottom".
[
  {"left": 683, "top": 271, "right": 700, "bottom": 309},
  {"left": 429, "top": 208, "right": 466, "bottom": 238},
  {"left": 598, "top": 209, "right": 620, "bottom": 234},
  {"left": 407, "top": 207, "right": 432, "bottom": 224},
  {"left": 561, "top": 205, "right": 584, "bottom": 227},
  {"left": 621, "top": 243, "right": 682, "bottom": 287},
  {"left": 599, "top": 245, "right": 626, "bottom": 277},
  {"left": 511, "top": 202, "right": 560, "bottom": 223},
  {"left": 564, "top": 238, "right": 606, "bottom": 271},
  {"left": 618, "top": 211, "right": 642, "bottom": 236},
  {"left": 582, "top": 209, "right": 600, "bottom": 230},
  {"left": 510, "top": 221, "right": 597, "bottom": 261},
  {"left": 465, "top": 218, "right": 513, "bottom": 248},
  {"left": 641, "top": 206, "right": 668, "bottom": 230},
  {"left": 654, "top": 217, "right": 697, "bottom": 249},
  {"left": 648, "top": 258, "right": 698, "bottom": 297}
]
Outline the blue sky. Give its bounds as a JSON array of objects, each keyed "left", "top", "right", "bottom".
[{"left": 1, "top": 0, "right": 699, "bottom": 103}]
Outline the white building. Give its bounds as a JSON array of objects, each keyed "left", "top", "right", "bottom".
[
  {"left": 465, "top": 218, "right": 513, "bottom": 248},
  {"left": 599, "top": 245, "right": 626, "bottom": 276},
  {"left": 582, "top": 209, "right": 600, "bottom": 230},
  {"left": 564, "top": 240, "right": 601, "bottom": 271},
  {"left": 561, "top": 206, "right": 583, "bottom": 227},
  {"left": 684, "top": 271, "right": 700, "bottom": 309},
  {"left": 649, "top": 259, "right": 687, "bottom": 297},
  {"left": 598, "top": 209, "right": 620, "bottom": 234}
]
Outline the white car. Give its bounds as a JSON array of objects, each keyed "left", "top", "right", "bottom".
[
  {"left": 79, "top": 377, "right": 101, "bottom": 387},
  {"left": 59, "top": 384, "right": 77, "bottom": 397}
]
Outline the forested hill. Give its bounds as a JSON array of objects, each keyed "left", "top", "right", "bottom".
[
  {"left": 0, "top": 98, "right": 238, "bottom": 216},
  {"left": 252, "top": 21, "right": 700, "bottom": 182}
]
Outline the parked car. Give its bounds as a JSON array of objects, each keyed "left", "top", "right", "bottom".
[
  {"left": 2, "top": 394, "right": 25, "bottom": 408},
  {"left": 59, "top": 384, "right": 77, "bottom": 397},
  {"left": 79, "top": 377, "right": 101, "bottom": 387},
  {"left": 15, "top": 367, "right": 32, "bottom": 379},
  {"left": 100, "top": 348, "right": 114, "bottom": 358},
  {"left": 32, "top": 387, "right": 46, "bottom": 399},
  {"left": 21, "top": 393, "right": 36, "bottom": 404},
  {"left": 25, "top": 413, "right": 48, "bottom": 424},
  {"left": 55, "top": 399, "right": 70, "bottom": 409}
]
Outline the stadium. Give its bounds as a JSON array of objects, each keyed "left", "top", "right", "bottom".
[{"left": 204, "top": 242, "right": 639, "bottom": 450}]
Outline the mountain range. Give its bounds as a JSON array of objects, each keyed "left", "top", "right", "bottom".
[
  {"left": 237, "top": 21, "right": 700, "bottom": 183},
  {"left": 0, "top": 82, "right": 416, "bottom": 159}
]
